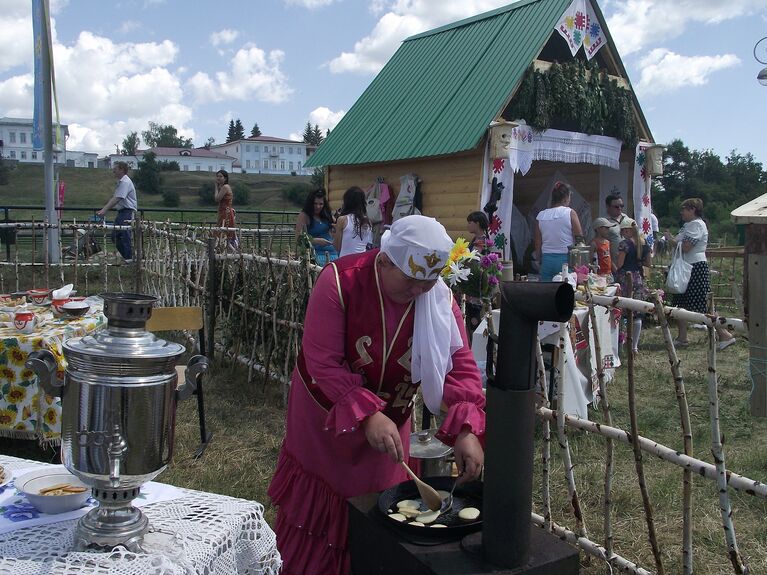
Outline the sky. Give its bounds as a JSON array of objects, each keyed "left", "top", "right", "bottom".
[{"left": 0, "top": 0, "right": 766, "bottom": 166}]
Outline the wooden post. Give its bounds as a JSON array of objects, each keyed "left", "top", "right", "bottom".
[
  {"left": 206, "top": 237, "right": 217, "bottom": 363},
  {"left": 745, "top": 224, "right": 767, "bottom": 417},
  {"left": 732, "top": 194, "right": 767, "bottom": 417}
]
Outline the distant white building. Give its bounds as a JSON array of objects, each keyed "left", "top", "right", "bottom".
[
  {"left": 65, "top": 151, "right": 99, "bottom": 168},
  {"left": 211, "top": 136, "right": 312, "bottom": 175},
  {"left": 108, "top": 147, "right": 236, "bottom": 173},
  {"left": 0, "top": 116, "right": 70, "bottom": 164}
]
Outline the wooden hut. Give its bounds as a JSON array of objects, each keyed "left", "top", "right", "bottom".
[{"left": 306, "top": 0, "right": 656, "bottom": 262}]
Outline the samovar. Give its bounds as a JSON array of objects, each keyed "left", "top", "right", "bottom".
[{"left": 26, "top": 292, "right": 209, "bottom": 552}]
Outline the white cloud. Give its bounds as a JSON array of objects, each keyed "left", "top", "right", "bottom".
[
  {"left": 635, "top": 48, "right": 740, "bottom": 96},
  {"left": 0, "top": 26, "right": 194, "bottom": 155},
  {"left": 606, "top": 0, "right": 767, "bottom": 57},
  {"left": 328, "top": 0, "right": 512, "bottom": 74},
  {"left": 210, "top": 29, "right": 239, "bottom": 47},
  {"left": 186, "top": 44, "right": 293, "bottom": 104},
  {"left": 283, "top": 0, "right": 336, "bottom": 8},
  {"left": 309, "top": 106, "right": 345, "bottom": 132},
  {"left": 119, "top": 20, "right": 142, "bottom": 35}
]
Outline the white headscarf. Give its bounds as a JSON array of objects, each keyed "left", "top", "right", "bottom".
[{"left": 380, "top": 216, "right": 463, "bottom": 414}]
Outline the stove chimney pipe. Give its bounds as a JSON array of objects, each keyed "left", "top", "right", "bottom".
[{"left": 482, "top": 282, "right": 574, "bottom": 569}]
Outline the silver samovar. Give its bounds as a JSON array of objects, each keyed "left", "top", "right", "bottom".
[{"left": 26, "top": 293, "right": 209, "bottom": 552}]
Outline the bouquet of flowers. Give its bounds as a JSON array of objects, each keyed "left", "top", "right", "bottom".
[{"left": 441, "top": 238, "right": 504, "bottom": 299}]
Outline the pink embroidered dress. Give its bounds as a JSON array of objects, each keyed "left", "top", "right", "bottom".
[{"left": 268, "top": 249, "right": 486, "bottom": 575}]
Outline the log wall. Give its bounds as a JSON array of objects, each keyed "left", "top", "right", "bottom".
[{"left": 326, "top": 147, "right": 637, "bottom": 239}]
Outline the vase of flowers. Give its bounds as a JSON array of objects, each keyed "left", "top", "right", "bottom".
[{"left": 442, "top": 238, "right": 504, "bottom": 300}]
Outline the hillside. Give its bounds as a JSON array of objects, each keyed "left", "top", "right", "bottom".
[{"left": 0, "top": 163, "right": 307, "bottom": 223}]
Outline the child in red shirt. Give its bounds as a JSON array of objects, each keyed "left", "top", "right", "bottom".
[{"left": 591, "top": 217, "right": 616, "bottom": 279}]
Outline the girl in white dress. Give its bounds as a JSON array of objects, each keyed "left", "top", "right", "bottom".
[{"left": 333, "top": 186, "right": 373, "bottom": 257}]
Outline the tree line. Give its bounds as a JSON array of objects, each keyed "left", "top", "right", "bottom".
[
  {"left": 118, "top": 119, "right": 329, "bottom": 156},
  {"left": 653, "top": 139, "right": 766, "bottom": 241}
]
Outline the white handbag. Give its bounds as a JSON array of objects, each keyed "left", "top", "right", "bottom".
[{"left": 665, "top": 242, "right": 692, "bottom": 294}]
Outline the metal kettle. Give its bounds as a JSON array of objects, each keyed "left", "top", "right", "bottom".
[
  {"left": 409, "top": 429, "right": 453, "bottom": 478},
  {"left": 567, "top": 242, "right": 591, "bottom": 269}
]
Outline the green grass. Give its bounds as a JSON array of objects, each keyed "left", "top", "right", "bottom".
[{"left": 0, "top": 163, "right": 305, "bottom": 223}]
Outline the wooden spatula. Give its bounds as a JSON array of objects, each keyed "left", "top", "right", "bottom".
[{"left": 400, "top": 461, "right": 443, "bottom": 511}]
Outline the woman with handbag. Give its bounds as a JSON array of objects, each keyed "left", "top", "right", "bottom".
[{"left": 664, "top": 198, "right": 736, "bottom": 350}]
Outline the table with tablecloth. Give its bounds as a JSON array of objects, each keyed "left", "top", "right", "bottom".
[
  {"left": 0, "top": 301, "right": 105, "bottom": 444},
  {"left": 0, "top": 454, "right": 282, "bottom": 575},
  {"left": 471, "top": 286, "right": 620, "bottom": 419}
]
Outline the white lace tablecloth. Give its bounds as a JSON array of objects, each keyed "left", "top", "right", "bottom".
[{"left": 0, "top": 455, "right": 282, "bottom": 575}]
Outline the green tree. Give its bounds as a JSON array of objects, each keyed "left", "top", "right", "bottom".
[
  {"left": 141, "top": 122, "right": 192, "bottom": 148},
  {"left": 162, "top": 188, "right": 180, "bottom": 207},
  {"left": 203, "top": 137, "right": 215, "bottom": 150},
  {"left": 226, "top": 120, "right": 236, "bottom": 143},
  {"left": 198, "top": 182, "right": 216, "bottom": 205},
  {"left": 302, "top": 121, "right": 313, "bottom": 144},
  {"left": 302, "top": 122, "right": 325, "bottom": 146},
  {"left": 250, "top": 123, "right": 262, "bottom": 137},
  {"left": 135, "top": 151, "right": 162, "bottom": 194},
  {"left": 312, "top": 124, "right": 324, "bottom": 146},
  {"left": 311, "top": 167, "right": 325, "bottom": 190},
  {"left": 234, "top": 119, "right": 245, "bottom": 141},
  {"left": 232, "top": 181, "right": 250, "bottom": 205},
  {"left": 121, "top": 131, "right": 140, "bottom": 156},
  {"left": 0, "top": 156, "right": 11, "bottom": 185}
]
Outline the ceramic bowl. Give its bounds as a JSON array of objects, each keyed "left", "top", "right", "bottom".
[
  {"left": 16, "top": 468, "right": 91, "bottom": 514},
  {"left": 51, "top": 298, "right": 71, "bottom": 316},
  {"left": 62, "top": 301, "right": 89, "bottom": 318}
]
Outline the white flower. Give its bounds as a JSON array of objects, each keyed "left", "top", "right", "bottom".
[
  {"left": 465, "top": 249, "right": 480, "bottom": 262},
  {"left": 445, "top": 261, "right": 471, "bottom": 287}
]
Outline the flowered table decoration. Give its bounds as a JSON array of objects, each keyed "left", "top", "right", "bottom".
[{"left": 0, "top": 303, "right": 104, "bottom": 445}]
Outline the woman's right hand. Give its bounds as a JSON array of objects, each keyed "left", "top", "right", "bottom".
[{"left": 363, "top": 411, "right": 404, "bottom": 463}]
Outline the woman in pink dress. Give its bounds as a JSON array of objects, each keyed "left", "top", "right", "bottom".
[{"left": 268, "top": 215, "right": 486, "bottom": 575}]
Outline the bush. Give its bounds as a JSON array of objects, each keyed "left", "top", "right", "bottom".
[
  {"left": 232, "top": 182, "right": 250, "bottom": 205},
  {"left": 0, "top": 157, "right": 11, "bottom": 185},
  {"left": 198, "top": 182, "right": 216, "bottom": 205},
  {"left": 284, "top": 183, "right": 311, "bottom": 206},
  {"left": 162, "top": 189, "right": 180, "bottom": 207},
  {"left": 158, "top": 160, "right": 180, "bottom": 171},
  {"left": 135, "top": 151, "right": 161, "bottom": 194}
]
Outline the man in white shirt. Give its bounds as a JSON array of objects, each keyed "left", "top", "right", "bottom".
[
  {"left": 604, "top": 193, "right": 634, "bottom": 261},
  {"left": 97, "top": 161, "right": 138, "bottom": 262}
]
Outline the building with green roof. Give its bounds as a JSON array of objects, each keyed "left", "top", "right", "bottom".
[{"left": 307, "top": 0, "right": 654, "bottom": 245}]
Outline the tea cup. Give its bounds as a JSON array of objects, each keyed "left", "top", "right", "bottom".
[
  {"left": 51, "top": 298, "right": 72, "bottom": 317},
  {"left": 13, "top": 311, "right": 37, "bottom": 334}
]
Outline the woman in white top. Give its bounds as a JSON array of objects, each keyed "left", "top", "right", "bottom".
[
  {"left": 665, "top": 198, "right": 736, "bottom": 350},
  {"left": 534, "top": 181, "right": 583, "bottom": 281},
  {"left": 333, "top": 186, "right": 373, "bottom": 257}
]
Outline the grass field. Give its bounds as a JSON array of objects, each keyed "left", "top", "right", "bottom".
[{"left": 0, "top": 163, "right": 306, "bottom": 223}]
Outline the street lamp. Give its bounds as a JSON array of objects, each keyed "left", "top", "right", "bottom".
[{"left": 755, "top": 37, "right": 767, "bottom": 86}]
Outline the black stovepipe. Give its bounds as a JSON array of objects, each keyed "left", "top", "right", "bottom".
[{"left": 482, "top": 281, "right": 574, "bottom": 569}]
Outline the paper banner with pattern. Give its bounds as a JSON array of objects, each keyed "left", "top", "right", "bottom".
[
  {"left": 555, "top": 0, "right": 606, "bottom": 60},
  {"left": 480, "top": 142, "right": 514, "bottom": 261},
  {"left": 632, "top": 143, "right": 654, "bottom": 248}
]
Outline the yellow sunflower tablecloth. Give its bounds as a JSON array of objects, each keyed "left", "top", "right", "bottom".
[{"left": 0, "top": 306, "right": 105, "bottom": 445}]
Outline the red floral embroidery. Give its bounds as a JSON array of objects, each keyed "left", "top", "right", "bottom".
[
  {"left": 492, "top": 158, "right": 505, "bottom": 174},
  {"left": 642, "top": 194, "right": 650, "bottom": 207},
  {"left": 575, "top": 11, "right": 586, "bottom": 30},
  {"left": 489, "top": 214, "right": 503, "bottom": 235},
  {"left": 642, "top": 218, "right": 651, "bottom": 235}
]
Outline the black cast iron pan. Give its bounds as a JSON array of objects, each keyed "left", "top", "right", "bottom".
[{"left": 377, "top": 476, "right": 482, "bottom": 538}]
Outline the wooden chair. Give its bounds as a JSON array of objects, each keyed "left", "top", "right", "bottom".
[{"left": 146, "top": 306, "right": 213, "bottom": 459}]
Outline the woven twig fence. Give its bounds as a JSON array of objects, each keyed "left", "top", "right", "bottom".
[
  {"left": 531, "top": 289, "right": 759, "bottom": 575},
  {"left": 138, "top": 221, "right": 321, "bottom": 390}
]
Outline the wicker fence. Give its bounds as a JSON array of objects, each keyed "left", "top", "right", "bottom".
[{"left": 2, "top": 218, "right": 764, "bottom": 574}]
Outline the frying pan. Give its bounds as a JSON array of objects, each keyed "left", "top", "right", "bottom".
[{"left": 377, "top": 476, "right": 483, "bottom": 538}]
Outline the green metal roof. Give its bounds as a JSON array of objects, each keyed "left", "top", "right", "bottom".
[{"left": 306, "top": 0, "right": 573, "bottom": 168}]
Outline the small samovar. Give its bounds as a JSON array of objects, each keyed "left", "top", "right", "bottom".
[{"left": 26, "top": 292, "right": 208, "bottom": 552}]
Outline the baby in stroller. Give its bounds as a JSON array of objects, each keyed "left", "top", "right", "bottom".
[{"left": 64, "top": 215, "right": 103, "bottom": 260}]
